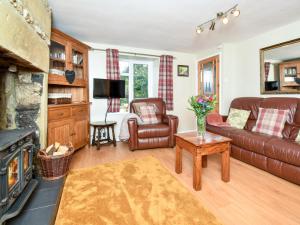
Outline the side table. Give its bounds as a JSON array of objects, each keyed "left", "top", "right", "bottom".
[{"left": 90, "top": 121, "right": 117, "bottom": 150}]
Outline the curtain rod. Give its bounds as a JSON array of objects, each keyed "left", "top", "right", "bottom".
[{"left": 91, "top": 48, "right": 176, "bottom": 59}]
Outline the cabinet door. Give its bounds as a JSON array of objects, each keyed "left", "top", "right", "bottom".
[
  {"left": 72, "top": 118, "right": 88, "bottom": 149},
  {"left": 71, "top": 44, "right": 86, "bottom": 81},
  {"left": 48, "top": 119, "right": 73, "bottom": 146}
]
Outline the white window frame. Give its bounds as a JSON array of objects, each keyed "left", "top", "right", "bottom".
[{"left": 120, "top": 58, "right": 154, "bottom": 111}]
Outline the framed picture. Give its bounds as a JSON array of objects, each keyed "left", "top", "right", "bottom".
[{"left": 178, "top": 65, "right": 189, "bottom": 77}]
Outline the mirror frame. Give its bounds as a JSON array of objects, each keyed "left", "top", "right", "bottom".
[{"left": 260, "top": 37, "right": 300, "bottom": 94}]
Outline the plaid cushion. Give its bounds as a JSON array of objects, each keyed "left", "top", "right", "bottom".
[
  {"left": 139, "top": 105, "right": 159, "bottom": 124},
  {"left": 132, "top": 102, "right": 147, "bottom": 116},
  {"left": 133, "top": 102, "right": 159, "bottom": 117},
  {"left": 252, "top": 108, "right": 289, "bottom": 138}
]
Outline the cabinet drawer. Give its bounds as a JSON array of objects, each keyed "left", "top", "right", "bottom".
[
  {"left": 48, "top": 108, "right": 71, "bottom": 121},
  {"left": 72, "top": 106, "right": 88, "bottom": 118}
]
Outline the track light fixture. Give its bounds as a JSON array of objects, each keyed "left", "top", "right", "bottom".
[
  {"left": 232, "top": 8, "right": 240, "bottom": 17},
  {"left": 196, "top": 26, "right": 204, "bottom": 34},
  {"left": 222, "top": 16, "right": 229, "bottom": 25},
  {"left": 196, "top": 4, "right": 240, "bottom": 34},
  {"left": 209, "top": 21, "right": 216, "bottom": 31}
]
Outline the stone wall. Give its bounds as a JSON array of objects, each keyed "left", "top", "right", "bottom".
[
  {"left": 0, "top": 70, "right": 47, "bottom": 148},
  {"left": 0, "top": 0, "right": 51, "bottom": 72}
]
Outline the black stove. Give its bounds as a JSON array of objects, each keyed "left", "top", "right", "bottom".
[{"left": 0, "top": 128, "right": 38, "bottom": 224}]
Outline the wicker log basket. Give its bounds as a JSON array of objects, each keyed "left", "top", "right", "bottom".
[{"left": 38, "top": 143, "right": 74, "bottom": 180}]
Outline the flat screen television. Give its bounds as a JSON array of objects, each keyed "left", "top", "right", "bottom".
[
  {"left": 110, "top": 80, "right": 125, "bottom": 98},
  {"left": 93, "top": 78, "right": 125, "bottom": 98},
  {"left": 93, "top": 79, "right": 110, "bottom": 98}
]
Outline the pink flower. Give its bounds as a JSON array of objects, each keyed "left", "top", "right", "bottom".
[{"left": 197, "top": 97, "right": 204, "bottom": 103}]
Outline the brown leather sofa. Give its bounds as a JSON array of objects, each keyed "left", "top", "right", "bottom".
[
  {"left": 127, "top": 98, "right": 178, "bottom": 151},
  {"left": 207, "top": 97, "right": 300, "bottom": 185}
]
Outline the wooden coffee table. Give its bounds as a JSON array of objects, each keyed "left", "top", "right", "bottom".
[{"left": 175, "top": 131, "right": 232, "bottom": 191}]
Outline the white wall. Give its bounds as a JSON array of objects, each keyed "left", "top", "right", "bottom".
[
  {"left": 195, "top": 19, "right": 300, "bottom": 115},
  {"left": 87, "top": 42, "right": 197, "bottom": 140}
]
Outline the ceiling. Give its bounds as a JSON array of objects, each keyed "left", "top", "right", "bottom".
[{"left": 48, "top": 0, "right": 300, "bottom": 53}]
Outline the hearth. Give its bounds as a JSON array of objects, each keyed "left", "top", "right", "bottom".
[{"left": 0, "top": 128, "right": 38, "bottom": 224}]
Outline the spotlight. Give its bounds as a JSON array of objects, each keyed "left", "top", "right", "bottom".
[
  {"left": 209, "top": 21, "right": 216, "bottom": 31},
  {"left": 196, "top": 26, "right": 204, "bottom": 34},
  {"left": 222, "top": 16, "right": 229, "bottom": 24},
  {"left": 232, "top": 9, "right": 240, "bottom": 17},
  {"left": 195, "top": 4, "right": 240, "bottom": 34}
]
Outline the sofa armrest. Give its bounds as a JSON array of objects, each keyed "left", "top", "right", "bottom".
[
  {"left": 128, "top": 118, "right": 138, "bottom": 150},
  {"left": 163, "top": 115, "right": 179, "bottom": 147}
]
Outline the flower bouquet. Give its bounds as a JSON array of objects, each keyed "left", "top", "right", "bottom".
[{"left": 188, "top": 95, "right": 217, "bottom": 139}]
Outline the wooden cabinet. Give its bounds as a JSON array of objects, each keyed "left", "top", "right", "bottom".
[
  {"left": 48, "top": 119, "right": 73, "bottom": 146},
  {"left": 47, "top": 28, "right": 90, "bottom": 150},
  {"left": 49, "top": 29, "right": 89, "bottom": 88},
  {"left": 48, "top": 104, "right": 89, "bottom": 149},
  {"left": 73, "top": 118, "right": 88, "bottom": 149},
  {"left": 279, "top": 60, "right": 300, "bottom": 89}
]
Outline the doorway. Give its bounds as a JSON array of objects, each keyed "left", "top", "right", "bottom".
[{"left": 198, "top": 55, "right": 220, "bottom": 112}]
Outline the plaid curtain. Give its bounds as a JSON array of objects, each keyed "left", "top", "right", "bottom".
[
  {"left": 264, "top": 62, "right": 271, "bottom": 81},
  {"left": 106, "top": 49, "right": 120, "bottom": 112},
  {"left": 158, "top": 55, "right": 174, "bottom": 111}
]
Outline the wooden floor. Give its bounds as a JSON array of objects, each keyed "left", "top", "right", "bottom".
[{"left": 70, "top": 143, "right": 300, "bottom": 225}]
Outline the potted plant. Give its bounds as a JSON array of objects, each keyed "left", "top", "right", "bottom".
[{"left": 188, "top": 95, "right": 217, "bottom": 139}]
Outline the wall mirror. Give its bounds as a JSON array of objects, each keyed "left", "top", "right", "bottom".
[{"left": 260, "top": 38, "right": 300, "bottom": 94}]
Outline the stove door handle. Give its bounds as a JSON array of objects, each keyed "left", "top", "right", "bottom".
[
  {"left": 0, "top": 197, "right": 8, "bottom": 207},
  {"left": 11, "top": 191, "right": 19, "bottom": 199},
  {"left": 22, "top": 143, "right": 34, "bottom": 151}
]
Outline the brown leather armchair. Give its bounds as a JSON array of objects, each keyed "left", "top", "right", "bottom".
[{"left": 128, "top": 98, "right": 179, "bottom": 151}]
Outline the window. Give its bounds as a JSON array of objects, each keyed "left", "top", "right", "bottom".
[{"left": 119, "top": 59, "right": 154, "bottom": 112}]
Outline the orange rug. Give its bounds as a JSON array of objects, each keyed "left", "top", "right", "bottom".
[{"left": 55, "top": 156, "right": 221, "bottom": 225}]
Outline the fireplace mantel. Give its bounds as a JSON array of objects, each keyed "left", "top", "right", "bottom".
[{"left": 0, "top": 0, "right": 51, "bottom": 72}]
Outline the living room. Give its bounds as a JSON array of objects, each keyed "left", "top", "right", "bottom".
[{"left": 0, "top": 0, "right": 300, "bottom": 225}]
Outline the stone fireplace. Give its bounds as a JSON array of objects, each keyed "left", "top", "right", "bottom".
[
  {"left": 0, "top": 0, "right": 51, "bottom": 223},
  {"left": 0, "top": 68, "right": 47, "bottom": 225},
  {"left": 0, "top": 70, "right": 47, "bottom": 148}
]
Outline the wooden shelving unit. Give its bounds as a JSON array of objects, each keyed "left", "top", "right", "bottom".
[
  {"left": 279, "top": 60, "right": 300, "bottom": 90},
  {"left": 47, "top": 28, "right": 90, "bottom": 150}
]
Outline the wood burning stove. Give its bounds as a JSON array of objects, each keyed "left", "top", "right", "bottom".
[{"left": 0, "top": 128, "right": 38, "bottom": 224}]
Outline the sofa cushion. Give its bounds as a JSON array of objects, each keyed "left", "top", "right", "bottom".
[
  {"left": 138, "top": 124, "right": 169, "bottom": 138},
  {"left": 252, "top": 108, "right": 289, "bottom": 138},
  {"left": 139, "top": 105, "right": 159, "bottom": 124},
  {"left": 260, "top": 97, "right": 298, "bottom": 124},
  {"left": 265, "top": 138, "right": 300, "bottom": 166},
  {"left": 130, "top": 98, "right": 165, "bottom": 123},
  {"left": 230, "top": 130, "right": 273, "bottom": 155},
  {"left": 132, "top": 102, "right": 147, "bottom": 117},
  {"left": 227, "top": 108, "right": 251, "bottom": 129}
]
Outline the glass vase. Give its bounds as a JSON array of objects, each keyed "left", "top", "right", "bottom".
[{"left": 196, "top": 116, "right": 206, "bottom": 139}]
